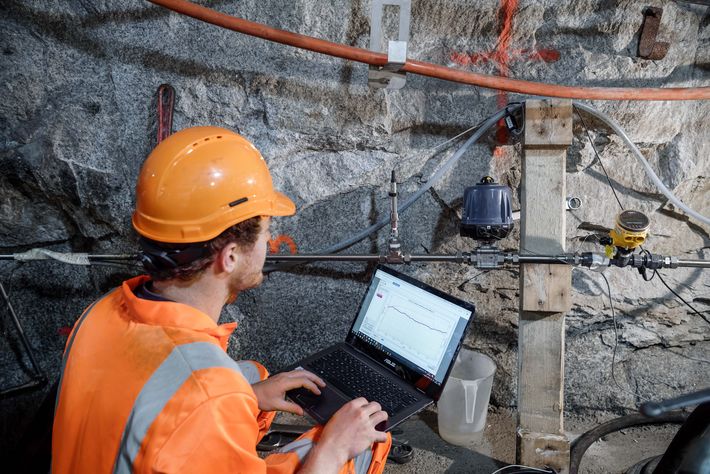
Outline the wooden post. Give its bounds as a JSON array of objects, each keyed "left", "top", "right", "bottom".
[{"left": 517, "top": 99, "right": 573, "bottom": 473}]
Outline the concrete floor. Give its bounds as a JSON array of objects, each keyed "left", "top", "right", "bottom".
[{"left": 274, "top": 406, "right": 677, "bottom": 474}]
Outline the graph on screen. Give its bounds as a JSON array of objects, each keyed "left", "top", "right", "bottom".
[{"left": 373, "top": 293, "right": 456, "bottom": 372}]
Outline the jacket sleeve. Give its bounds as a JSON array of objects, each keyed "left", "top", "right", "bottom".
[
  {"left": 151, "top": 392, "right": 271, "bottom": 474},
  {"left": 150, "top": 391, "right": 305, "bottom": 474}
]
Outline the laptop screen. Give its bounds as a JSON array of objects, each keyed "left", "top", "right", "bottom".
[{"left": 350, "top": 268, "right": 473, "bottom": 385}]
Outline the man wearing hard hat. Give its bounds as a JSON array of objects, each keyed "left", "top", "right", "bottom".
[{"left": 52, "top": 127, "right": 392, "bottom": 473}]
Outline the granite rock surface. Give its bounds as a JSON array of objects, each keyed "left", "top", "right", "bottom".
[{"left": 1, "top": 0, "right": 708, "bottom": 457}]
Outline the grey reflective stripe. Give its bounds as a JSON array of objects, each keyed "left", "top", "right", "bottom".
[
  {"left": 113, "top": 342, "right": 243, "bottom": 474},
  {"left": 237, "top": 360, "right": 262, "bottom": 384},
  {"left": 54, "top": 291, "right": 115, "bottom": 411},
  {"left": 277, "top": 437, "right": 314, "bottom": 462},
  {"left": 278, "top": 438, "right": 373, "bottom": 472},
  {"left": 353, "top": 447, "right": 374, "bottom": 474}
]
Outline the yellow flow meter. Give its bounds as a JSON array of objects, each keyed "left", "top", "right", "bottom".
[{"left": 606, "top": 210, "right": 650, "bottom": 256}]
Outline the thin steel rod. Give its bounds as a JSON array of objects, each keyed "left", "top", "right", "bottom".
[
  {"left": 0, "top": 378, "right": 46, "bottom": 397},
  {"left": 408, "top": 255, "right": 464, "bottom": 262},
  {"left": 266, "top": 254, "right": 383, "bottom": 262},
  {"left": 0, "top": 282, "right": 44, "bottom": 379},
  {"left": 0, "top": 254, "right": 138, "bottom": 261},
  {"left": 517, "top": 255, "right": 572, "bottom": 264},
  {"left": 676, "top": 259, "right": 710, "bottom": 268},
  {"left": 266, "top": 254, "right": 460, "bottom": 262}
]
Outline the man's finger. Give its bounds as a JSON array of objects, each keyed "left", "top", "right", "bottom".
[
  {"left": 347, "top": 397, "right": 369, "bottom": 408},
  {"left": 286, "top": 369, "right": 325, "bottom": 387},
  {"left": 283, "top": 376, "right": 322, "bottom": 395},
  {"left": 361, "top": 401, "right": 382, "bottom": 416},
  {"left": 369, "top": 410, "right": 388, "bottom": 426},
  {"left": 273, "top": 399, "right": 305, "bottom": 416},
  {"left": 299, "top": 379, "right": 322, "bottom": 395}
]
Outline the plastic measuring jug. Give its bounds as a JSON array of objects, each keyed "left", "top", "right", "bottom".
[{"left": 437, "top": 349, "right": 496, "bottom": 446}]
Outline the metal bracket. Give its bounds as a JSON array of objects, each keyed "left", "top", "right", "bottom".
[{"left": 368, "top": 0, "right": 411, "bottom": 89}]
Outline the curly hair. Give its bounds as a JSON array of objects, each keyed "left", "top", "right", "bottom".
[{"left": 146, "top": 216, "right": 263, "bottom": 282}]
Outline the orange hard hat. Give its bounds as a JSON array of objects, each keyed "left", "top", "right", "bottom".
[{"left": 132, "top": 126, "right": 295, "bottom": 243}]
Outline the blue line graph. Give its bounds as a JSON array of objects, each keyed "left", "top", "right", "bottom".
[
  {"left": 374, "top": 295, "right": 456, "bottom": 369},
  {"left": 384, "top": 306, "right": 448, "bottom": 334}
]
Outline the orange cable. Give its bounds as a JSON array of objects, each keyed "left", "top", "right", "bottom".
[{"left": 147, "top": 0, "right": 710, "bottom": 101}]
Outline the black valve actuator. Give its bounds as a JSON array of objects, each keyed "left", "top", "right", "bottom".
[{"left": 460, "top": 177, "right": 514, "bottom": 241}]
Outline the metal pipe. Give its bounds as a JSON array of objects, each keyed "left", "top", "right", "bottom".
[
  {"left": 265, "top": 254, "right": 467, "bottom": 263},
  {"left": 517, "top": 255, "right": 572, "bottom": 264},
  {"left": 641, "top": 388, "right": 710, "bottom": 417},
  {"left": 408, "top": 255, "right": 464, "bottom": 262},
  {"left": 147, "top": 0, "right": 710, "bottom": 101},
  {"left": 676, "top": 259, "right": 710, "bottom": 268},
  {"left": 265, "top": 254, "right": 383, "bottom": 262}
]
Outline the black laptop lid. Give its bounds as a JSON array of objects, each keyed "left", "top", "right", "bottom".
[{"left": 346, "top": 265, "right": 475, "bottom": 400}]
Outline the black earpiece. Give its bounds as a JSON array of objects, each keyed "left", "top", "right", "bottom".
[{"left": 138, "top": 237, "right": 209, "bottom": 272}]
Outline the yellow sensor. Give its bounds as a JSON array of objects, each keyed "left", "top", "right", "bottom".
[{"left": 609, "top": 210, "right": 650, "bottom": 250}]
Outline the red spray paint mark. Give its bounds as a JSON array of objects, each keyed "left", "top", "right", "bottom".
[
  {"left": 268, "top": 235, "right": 298, "bottom": 255},
  {"left": 58, "top": 326, "right": 72, "bottom": 337},
  {"left": 450, "top": 0, "right": 560, "bottom": 149}
]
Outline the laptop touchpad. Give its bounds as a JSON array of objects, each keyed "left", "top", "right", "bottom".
[{"left": 288, "top": 385, "right": 350, "bottom": 424}]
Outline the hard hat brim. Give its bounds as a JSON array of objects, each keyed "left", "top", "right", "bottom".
[{"left": 268, "top": 191, "right": 296, "bottom": 217}]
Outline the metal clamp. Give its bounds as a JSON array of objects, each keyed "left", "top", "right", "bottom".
[{"left": 368, "top": 0, "right": 411, "bottom": 89}]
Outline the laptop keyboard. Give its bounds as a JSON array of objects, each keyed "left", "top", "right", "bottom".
[{"left": 309, "top": 348, "right": 420, "bottom": 415}]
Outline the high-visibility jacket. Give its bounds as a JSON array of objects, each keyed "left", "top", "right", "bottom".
[{"left": 52, "top": 276, "right": 390, "bottom": 474}]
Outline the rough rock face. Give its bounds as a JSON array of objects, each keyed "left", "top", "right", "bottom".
[{"left": 0, "top": 0, "right": 708, "bottom": 455}]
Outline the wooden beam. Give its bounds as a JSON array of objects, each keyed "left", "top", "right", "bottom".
[{"left": 517, "top": 99, "right": 573, "bottom": 474}]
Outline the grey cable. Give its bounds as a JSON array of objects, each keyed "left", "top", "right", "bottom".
[
  {"left": 572, "top": 102, "right": 710, "bottom": 227},
  {"left": 321, "top": 105, "right": 515, "bottom": 254}
]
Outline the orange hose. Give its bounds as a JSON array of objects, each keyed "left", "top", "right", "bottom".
[{"left": 147, "top": 0, "right": 710, "bottom": 101}]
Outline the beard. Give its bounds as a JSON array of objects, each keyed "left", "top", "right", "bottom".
[{"left": 226, "top": 268, "right": 264, "bottom": 304}]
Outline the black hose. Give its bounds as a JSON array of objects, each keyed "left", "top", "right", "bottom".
[
  {"left": 653, "top": 403, "right": 710, "bottom": 474},
  {"left": 569, "top": 412, "right": 687, "bottom": 474}
]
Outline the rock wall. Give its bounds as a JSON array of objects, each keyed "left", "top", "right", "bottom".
[{"left": 1, "top": 0, "right": 708, "bottom": 454}]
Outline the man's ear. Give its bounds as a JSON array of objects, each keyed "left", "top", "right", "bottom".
[{"left": 216, "top": 243, "right": 239, "bottom": 274}]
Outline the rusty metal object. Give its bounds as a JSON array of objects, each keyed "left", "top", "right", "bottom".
[
  {"left": 156, "top": 83, "right": 175, "bottom": 144},
  {"left": 638, "top": 7, "right": 670, "bottom": 60}
]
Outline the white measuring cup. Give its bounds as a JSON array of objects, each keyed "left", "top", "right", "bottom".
[{"left": 437, "top": 349, "right": 496, "bottom": 446}]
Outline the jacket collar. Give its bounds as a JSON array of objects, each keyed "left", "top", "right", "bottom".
[{"left": 121, "top": 275, "right": 237, "bottom": 350}]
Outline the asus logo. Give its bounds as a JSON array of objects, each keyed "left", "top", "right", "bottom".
[{"left": 384, "top": 358, "right": 396, "bottom": 368}]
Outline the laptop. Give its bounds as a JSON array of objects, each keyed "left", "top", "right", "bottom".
[{"left": 282, "top": 265, "right": 475, "bottom": 432}]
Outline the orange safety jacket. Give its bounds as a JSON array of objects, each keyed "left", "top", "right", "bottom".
[{"left": 52, "top": 276, "right": 390, "bottom": 474}]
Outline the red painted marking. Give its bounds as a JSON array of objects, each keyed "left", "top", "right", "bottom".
[
  {"left": 268, "top": 235, "right": 298, "bottom": 255},
  {"left": 449, "top": 0, "right": 560, "bottom": 148},
  {"left": 58, "top": 326, "right": 72, "bottom": 337},
  {"left": 519, "top": 48, "right": 560, "bottom": 63}
]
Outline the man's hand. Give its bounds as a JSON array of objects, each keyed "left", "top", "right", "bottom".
[
  {"left": 251, "top": 370, "right": 325, "bottom": 414},
  {"left": 314, "top": 398, "right": 389, "bottom": 467}
]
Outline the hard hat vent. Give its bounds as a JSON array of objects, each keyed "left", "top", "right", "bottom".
[{"left": 190, "top": 135, "right": 224, "bottom": 149}]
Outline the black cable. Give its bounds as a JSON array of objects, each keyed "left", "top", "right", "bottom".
[
  {"left": 573, "top": 105, "right": 625, "bottom": 211},
  {"left": 654, "top": 270, "right": 710, "bottom": 325},
  {"left": 599, "top": 272, "right": 643, "bottom": 401}
]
